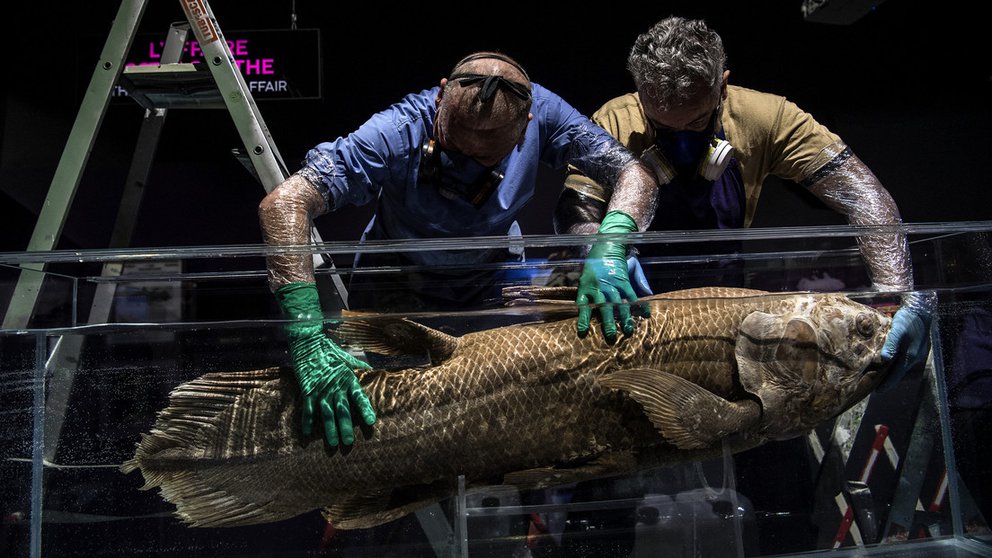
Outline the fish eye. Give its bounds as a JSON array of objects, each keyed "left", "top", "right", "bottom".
[{"left": 855, "top": 313, "right": 875, "bottom": 338}]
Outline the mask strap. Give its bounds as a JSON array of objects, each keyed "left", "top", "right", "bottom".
[
  {"left": 449, "top": 73, "right": 532, "bottom": 103},
  {"left": 708, "top": 102, "right": 723, "bottom": 134},
  {"left": 451, "top": 52, "right": 530, "bottom": 81}
]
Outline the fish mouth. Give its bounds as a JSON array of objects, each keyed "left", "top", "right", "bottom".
[
  {"left": 858, "top": 353, "right": 896, "bottom": 391},
  {"left": 865, "top": 359, "right": 891, "bottom": 378}
]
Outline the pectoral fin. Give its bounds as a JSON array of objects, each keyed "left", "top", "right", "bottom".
[{"left": 600, "top": 368, "right": 761, "bottom": 450}]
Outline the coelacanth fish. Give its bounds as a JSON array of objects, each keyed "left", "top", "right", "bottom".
[{"left": 121, "top": 286, "right": 893, "bottom": 530}]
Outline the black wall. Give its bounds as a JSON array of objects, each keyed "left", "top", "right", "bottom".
[{"left": 2, "top": 1, "right": 990, "bottom": 253}]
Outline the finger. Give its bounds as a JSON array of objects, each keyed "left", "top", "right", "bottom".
[
  {"left": 576, "top": 293, "right": 592, "bottom": 335},
  {"left": 301, "top": 396, "right": 315, "bottom": 437},
  {"left": 577, "top": 307, "right": 591, "bottom": 335},
  {"left": 636, "top": 299, "right": 652, "bottom": 318},
  {"left": 617, "top": 279, "right": 639, "bottom": 303},
  {"left": 616, "top": 283, "right": 637, "bottom": 336},
  {"left": 630, "top": 260, "right": 653, "bottom": 296},
  {"left": 880, "top": 330, "right": 901, "bottom": 361},
  {"left": 598, "top": 304, "right": 617, "bottom": 342},
  {"left": 617, "top": 302, "right": 634, "bottom": 337},
  {"left": 320, "top": 398, "right": 340, "bottom": 447},
  {"left": 344, "top": 353, "right": 372, "bottom": 370},
  {"left": 335, "top": 394, "right": 355, "bottom": 446},
  {"left": 349, "top": 379, "right": 377, "bottom": 425},
  {"left": 625, "top": 282, "right": 651, "bottom": 318},
  {"left": 584, "top": 289, "right": 613, "bottom": 340}
]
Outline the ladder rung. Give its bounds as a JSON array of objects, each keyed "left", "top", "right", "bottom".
[{"left": 119, "top": 63, "right": 225, "bottom": 110}]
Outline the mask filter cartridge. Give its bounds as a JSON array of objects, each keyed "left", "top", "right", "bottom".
[
  {"left": 699, "top": 138, "right": 735, "bottom": 181},
  {"left": 641, "top": 137, "right": 735, "bottom": 184}
]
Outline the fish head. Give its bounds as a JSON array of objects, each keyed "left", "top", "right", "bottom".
[
  {"left": 736, "top": 293, "right": 892, "bottom": 441},
  {"left": 805, "top": 294, "right": 894, "bottom": 412}
]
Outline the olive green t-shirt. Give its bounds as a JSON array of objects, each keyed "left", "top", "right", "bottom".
[{"left": 566, "top": 85, "right": 846, "bottom": 227}]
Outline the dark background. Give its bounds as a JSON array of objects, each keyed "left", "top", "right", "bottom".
[
  {"left": 1, "top": 1, "right": 990, "bottom": 254},
  {"left": 1, "top": 5, "right": 988, "bottom": 556}
]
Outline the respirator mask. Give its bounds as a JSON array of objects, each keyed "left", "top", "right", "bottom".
[
  {"left": 420, "top": 139, "right": 504, "bottom": 207},
  {"left": 641, "top": 104, "right": 735, "bottom": 184}
]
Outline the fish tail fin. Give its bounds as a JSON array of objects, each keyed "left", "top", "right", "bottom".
[{"left": 120, "top": 367, "right": 294, "bottom": 527}]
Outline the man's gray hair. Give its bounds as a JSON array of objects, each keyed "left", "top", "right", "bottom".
[{"left": 627, "top": 16, "right": 727, "bottom": 110}]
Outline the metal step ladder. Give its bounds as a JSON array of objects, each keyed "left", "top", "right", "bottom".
[
  {"left": 8, "top": 4, "right": 457, "bottom": 557},
  {"left": 4, "top": 0, "right": 347, "bottom": 462}
]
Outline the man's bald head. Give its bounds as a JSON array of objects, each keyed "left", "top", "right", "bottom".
[
  {"left": 448, "top": 52, "right": 531, "bottom": 108},
  {"left": 436, "top": 52, "right": 533, "bottom": 166}
]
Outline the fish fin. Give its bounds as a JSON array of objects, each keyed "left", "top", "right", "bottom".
[
  {"left": 600, "top": 368, "right": 761, "bottom": 450},
  {"left": 502, "top": 284, "right": 578, "bottom": 303},
  {"left": 120, "top": 367, "right": 288, "bottom": 476},
  {"left": 333, "top": 317, "right": 459, "bottom": 360},
  {"left": 501, "top": 453, "right": 639, "bottom": 490},
  {"left": 323, "top": 481, "right": 455, "bottom": 530},
  {"left": 649, "top": 286, "right": 770, "bottom": 300},
  {"left": 501, "top": 466, "right": 589, "bottom": 490},
  {"left": 501, "top": 285, "right": 580, "bottom": 320},
  {"left": 321, "top": 492, "right": 394, "bottom": 530},
  {"left": 498, "top": 285, "right": 774, "bottom": 316},
  {"left": 121, "top": 367, "right": 300, "bottom": 527},
  {"left": 340, "top": 308, "right": 381, "bottom": 318}
]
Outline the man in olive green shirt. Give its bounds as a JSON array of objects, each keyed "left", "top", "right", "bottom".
[
  {"left": 559, "top": 16, "right": 932, "bottom": 391},
  {"left": 537, "top": 16, "right": 935, "bottom": 556},
  {"left": 565, "top": 84, "right": 848, "bottom": 230}
]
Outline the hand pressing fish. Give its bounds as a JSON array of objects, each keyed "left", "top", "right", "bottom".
[{"left": 121, "top": 287, "right": 892, "bottom": 529}]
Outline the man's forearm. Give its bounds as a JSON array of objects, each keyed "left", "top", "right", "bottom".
[
  {"left": 606, "top": 161, "right": 659, "bottom": 232},
  {"left": 808, "top": 153, "right": 913, "bottom": 291},
  {"left": 258, "top": 174, "right": 328, "bottom": 291}
]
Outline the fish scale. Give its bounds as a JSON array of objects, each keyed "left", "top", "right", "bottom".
[{"left": 122, "top": 286, "right": 892, "bottom": 529}]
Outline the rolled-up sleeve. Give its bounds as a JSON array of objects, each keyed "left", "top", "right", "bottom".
[
  {"left": 298, "top": 110, "right": 410, "bottom": 212},
  {"left": 535, "top": 86, "right": 636, "bottom": 189}
]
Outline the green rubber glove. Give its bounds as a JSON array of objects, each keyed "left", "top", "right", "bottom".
[
  {"left": 575, "top": 211, "right": 650, "bottom": 342},
  {"left": 275, "top": 282, "right": 376, "bottom": 446}
]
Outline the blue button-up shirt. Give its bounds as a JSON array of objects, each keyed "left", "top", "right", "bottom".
[{"left": 300, "top": 82, "right": 632, "bottom": 268}]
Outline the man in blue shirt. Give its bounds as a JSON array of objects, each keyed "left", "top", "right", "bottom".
[{"left": 258, "top": 51, "right": 658, "bottom": 448}]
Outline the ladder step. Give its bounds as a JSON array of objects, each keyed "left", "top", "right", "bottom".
[{"left": 119, "top": 63, "right": 225, "bottom": 110}]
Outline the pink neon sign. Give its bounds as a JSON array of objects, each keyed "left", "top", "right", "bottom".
[{"left": 128, "top": 37, "right": 275, "bottom": 76}]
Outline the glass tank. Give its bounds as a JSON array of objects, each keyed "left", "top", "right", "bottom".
[{"left": 2, "top": 221, "right": 991, "bottom": 558}]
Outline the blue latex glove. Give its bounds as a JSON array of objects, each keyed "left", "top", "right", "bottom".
[
  {"left": 878, "top": 292, "right": 935, "bottom": 392},
  {"left": 276, "top": 282, "right": 376, "bottom": 446},
  {"left": 576, "top": 211, "right": 650, "bottom": 342},
  {"left": 627, "top": 254, "right": 653, "bottom": 297}
]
